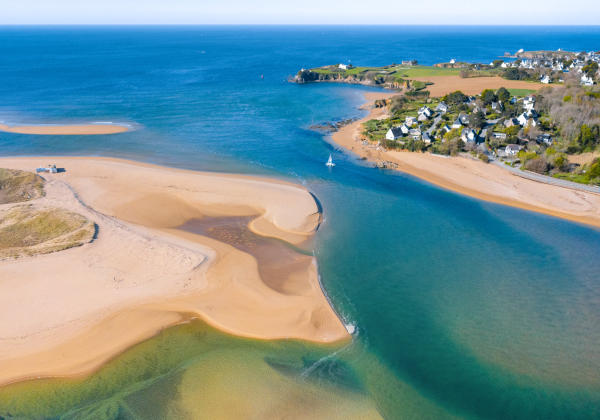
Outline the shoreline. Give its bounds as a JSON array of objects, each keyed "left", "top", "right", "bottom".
[
  {"left": 0, "top": 123, "right": 129, "bottom": 135},
  {"left": 331, "top": 93, "right": 600, "bottom": 230},
  {"left": 0, "top": 157, "right": 349, "bottom": 386}
]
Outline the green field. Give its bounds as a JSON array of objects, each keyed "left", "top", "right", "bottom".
[
  {"left": 394, "top": 66, "right": 461, "bottom": 77},
  {"left": 507, "top": 88, "right": 537, "bottom": 96},
  {"left": 307, "top": 64, "right": 506, "bottom": 79}
]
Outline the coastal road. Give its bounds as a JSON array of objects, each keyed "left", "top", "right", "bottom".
[
  {"left": 426, "top": 114, "right": 443, "bottom": 135},
  {"left": 477, "top": 118, "right": 499, "bottom": 143},
  {"left": 489, "top": 157, "right": 600, "bottom": 195}
]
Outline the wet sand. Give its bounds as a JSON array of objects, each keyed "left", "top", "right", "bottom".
[
  {"left": 0, "top": 123, "right": 129, "bottom": 135},
  {"left": 0, "top": 157, "right": 348, "bottom": 386}
]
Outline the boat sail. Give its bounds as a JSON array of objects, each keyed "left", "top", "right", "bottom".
[{"left": 326, "top": 154, "right": 335, "bottom": 167}]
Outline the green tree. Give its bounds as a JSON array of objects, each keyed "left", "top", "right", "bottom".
[
  {"left": 504, "top": 68, "right": 521, "bottom": 80},
  {"left": 469, "top": 111, "right": 486, "bottom": 130},
  {"left": 444, "top": 128, "right": 461, "bottom": 140},
  {"left": 588, "top": 163, "right": 600, "bottom": 178},
  {"left": 492, "top": 60, "right": 504, "bottom": 68},
  {"left": 506, "top": 125, "right": 521, "bottom": 136},
  {"left": 481, "top": 89, "right": 497, "bottom": 105},
  {"left": 496, "top": 87, "right": 510, "bottom": 103},
  {"left": 442, "top": 91, "right": 468, "bottom": 105}
]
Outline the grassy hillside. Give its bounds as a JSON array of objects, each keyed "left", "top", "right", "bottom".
[{"left": 0, "top": 168, "right": 45, "bottom": 204}]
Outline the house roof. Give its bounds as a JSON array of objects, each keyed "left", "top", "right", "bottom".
[
  {"left": 389, "top": 127, "right": 403, "bottom": 136},
  {"left": 453, "top": 118, "right": 462, "bottom": 126},
  {"left": 506, "top": 144, "right": 520, "bottom": 151}
]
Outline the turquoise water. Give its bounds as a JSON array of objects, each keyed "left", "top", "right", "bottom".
[{"left": 2, "top": 26, "right": 600, "bottom": 419}]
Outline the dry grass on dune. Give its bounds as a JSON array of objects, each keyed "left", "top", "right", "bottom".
[
  {"left": 0, "top": 168, "right": 45, "bottom": 204},
  {"left": 0, "top": 206, "right": 95, "bottom": 260}
]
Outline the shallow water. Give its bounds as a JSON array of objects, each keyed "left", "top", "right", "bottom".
[{"left": 2, "top": 26, "right": 600, "bottom": 419}]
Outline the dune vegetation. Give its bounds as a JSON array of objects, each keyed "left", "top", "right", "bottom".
[
  {"left": 0, "top": 168, "right": 45, "bottom": 204},
  {"left": 0, "top": 206, "right": 95, "bottom": 260}
]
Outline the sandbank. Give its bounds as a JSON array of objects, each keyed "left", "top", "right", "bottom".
[
  {"left": 332, "top": 99, "right": 600, "bottom": 229},
  {"left": 0, "top": 124, "right": 128, "bottom": 135},
  {"left": 0, "top": 157, "right": 348, "bottom": 386},
  {"left": 409, "top": 76, "right": 548, "bottom": 97}
]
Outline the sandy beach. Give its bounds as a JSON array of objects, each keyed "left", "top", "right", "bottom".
[
  {"left": 332, "top": 96, "right": 600, "bottom": 229},
  {"left": 0, "top": 124, "right": 129, "bottom": 135},
  {"left": 0, "top": 157, "right": 348, "bottom": 386}
]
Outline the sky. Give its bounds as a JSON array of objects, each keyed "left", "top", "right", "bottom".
[{"left": 1, "top": 0, "right": 600, "bottom": 25}]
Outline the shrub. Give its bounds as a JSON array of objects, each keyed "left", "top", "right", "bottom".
[
  {"left": 589, "top": 163, "right": 600, "bottom": 178},
  {"left": 478, "top": 154, "right": 490, "bottom": 163},
  {"left": 563, "top": 95, "right": 572, "bottom": 102},
  {"left": 525, "top": 157, "right": 549, "bottom": 174}
]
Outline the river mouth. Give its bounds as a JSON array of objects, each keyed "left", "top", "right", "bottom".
[{"left": 177, "top": 216, "right": 315, "bottom": 296}]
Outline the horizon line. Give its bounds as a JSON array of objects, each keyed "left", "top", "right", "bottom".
[{"left": 1, "top": 23, "right": 600, "bottom": 26}]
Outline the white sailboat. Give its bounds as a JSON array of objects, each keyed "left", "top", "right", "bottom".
[{"left": 326, "top": 154, "right": 335, "bottom": 167}]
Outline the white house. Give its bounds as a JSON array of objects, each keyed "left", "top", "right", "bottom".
[
  {"left": 452, "top": 117, "right": 463, "bottom": 129},
  {"left": 406, "top": 116, "right": 418, "bottom": 126},
  {"left": 461, "top": 128, "right": 477, "bottom": 143},
  {"left": 418, "top": 113, "right": 429, "bottom": 122},
  {"left": 536, "top": 133, "right": 552, "bottom": 144},
  {"left": 442, "top": 124, "right": 451, "bottom": 132},
  {"left": 436, "top": 102, "right": 449, "bottom": 113},
  {"left": 581, "top": 75, "right": 594, "bottom": 86},
  {"left": 400, "top": 124, "right": 410, "bottom": 134},
  {"left": 523, "top": 95, "right": 536, "bottom": 110},
  {"left": 450, "top": 59, "right": 456, "bottom": 64},
  {"left": 386, "top": 127, "right": 404, "bottom": 140},
  {"left": 501, "top": 62, "right": 509, "bottom": 68},
  {"left": 492, "top": 132, "right": 507, "bottom": 139},
  {"left": 517, "top": 113, "right": 529, "bottom": 126},
  {"left": 459, "top": 114, "right": 470, "bottom": 125},
  {"left": 422, "top": 133, "right": 432, "bottom": 143},
  {"left": 339, "top": 64, "right": 348, "bottom": 70},
  {"left": 506, "top": 144, "right": 521, "bottom": 155},
  {"left": 409, "top": 128, "right": 421, "bottom": 139},
  {"left": 541, "top": 75, "right": 551, "bottom": 84},
  {"left": 418, "top": 106, "right": 433, "bottom": 117}
]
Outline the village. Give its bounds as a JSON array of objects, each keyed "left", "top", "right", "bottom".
[{"left": 359, "top": 81, "right": 600, "bottom": 188}]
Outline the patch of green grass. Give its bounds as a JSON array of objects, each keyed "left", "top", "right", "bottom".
[
  {"left": 0, "top": 206, "right": 95, "bottom": 259},
  {"left": 508, "top": 89, "right": 537, "bottom": 97},
  {"left": 0, "top": 168, "right": 44, "bottom": 204},
  {"left": 553, "top": 173, "right": 592, "bottom": 185},
  {"left": 395, "top": 66, "right": 461, "bottom": 77}
]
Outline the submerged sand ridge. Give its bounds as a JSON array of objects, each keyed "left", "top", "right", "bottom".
[{"left": 0, "top": 157, "right": 348, "bottom": 386}]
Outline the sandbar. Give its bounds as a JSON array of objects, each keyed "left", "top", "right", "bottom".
[
  {"left": 0, "top": 157, "right": 348, "bottom": 386},
  {"left": 331, "top": 98, "right": 600, "bottom": 229},
  {"left": 0, "top": 124, "right": 128, "bottom": 135}
]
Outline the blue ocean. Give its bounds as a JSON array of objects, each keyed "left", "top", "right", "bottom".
[{"left": 2, "top": 26, "right": 600, "bottom": 419}]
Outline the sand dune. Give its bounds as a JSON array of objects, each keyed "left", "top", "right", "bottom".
[
  {"left": 0, "top": 157, "right": 348, "bottom": 386},
  {"left": 0, "top": 124, "right": 128, "bottom": 135}
]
